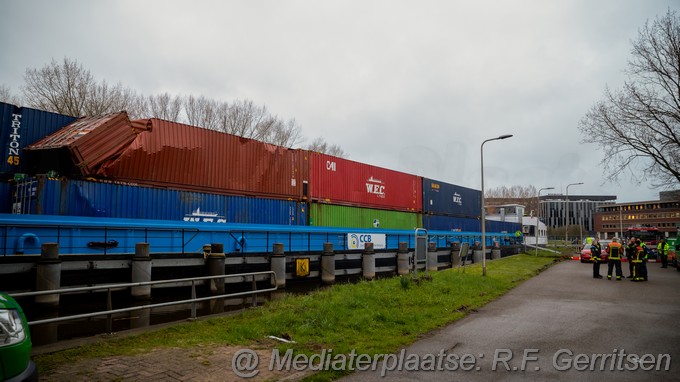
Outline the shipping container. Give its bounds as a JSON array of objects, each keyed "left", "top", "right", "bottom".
[
  {"left": 308, "top": 152, "right": 422, "bottom": 212},
  {"left": 422, "top": 177, "right": 481, "bottom": 218},
  {"left": 309, "top": 202, "right": 422, "bottom": 230},
  {"left": 422, "top": 214, "right": 481, "bottom": 232},
  {"left": 25, "top": 112, "right": 148, "bottom": 177},
  {"left": 422, "top": 214, "right": 521, "bottom": 234},
  {"left": 98, "top": 119, "right": 309, "bottom": 200},
  {"left": 14, "top": 177, "right": 306, "bottom": 226},
  {"left": 486, "top": 219, "right": 521, "bottom": 234},
  {"left": 0, "top": 102, "right": 76, "bottom": 177}
]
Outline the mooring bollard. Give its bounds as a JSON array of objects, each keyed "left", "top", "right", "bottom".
[
  {"left": 271, "top": 243, "right": 286, "bottom": 288},
  {"left": 427, "top": 242, "right": 438, "bottom": 272},
  {"left": 321, "top": 242, "right": 335, "bottom": 285},
  {"left": 131, "top": 242, "right": 152, "bottom": 300},
  {"left": 35, "top": 243, "right": 61, "bottom": 306},
  {"left": 473, "top": 242, "right": 483, "bottom": 264},
  {"left": 207, "top": 243, "right": 226, "bottom": 294},
  {"left": 397, "top": 242, "right": 410, "bottom": 275},
  {"left": 362, "top": 242, "right": 375, "bottom": 280},
  {"left": 451, "top": 242, "right": 461, "bottom": 267}
]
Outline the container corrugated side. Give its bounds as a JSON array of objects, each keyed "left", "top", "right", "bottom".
[
  {"left": 309, "top": 202, "right": 421, "bottom": 230},
  {"left": 0, "top": 102, "right": 76, "bottom": 176},
  {"left": 422, "top": 178, "right": 481, "bottom": 218},
  {"left": 422, "top": 214, "right": 481, "bottom": 232},
  {"left": 422, "top": 214, "right": 520, "bottom": 234},
  {"left": 99, "top": 119, "right": 308, "bottom": 200},
  {"left": 486, "top": 219, "right": 521, "bottom": 234},
  {"left": 308, "top": 152, "right": 422, "bottom": 211},
  {"left": 24, "top": 177, "right": 306, "bottom": 225}
]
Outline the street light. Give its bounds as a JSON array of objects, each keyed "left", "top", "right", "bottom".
[
  {"left": 535, "top": 187, "right": 554, "bottom": 256},
  {"left": 481, "top": 134, "right": 513, "bottom": 277},
  {"left": 564, "top": 182, "right": 584, "bottom": 246}
]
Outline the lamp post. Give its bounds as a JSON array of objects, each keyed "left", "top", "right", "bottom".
[
  {"left": 564, "top": 182, "right": 584, "bottom": 246},
  {"left": 535, "top": 187, "right": 554, "bottom": 256},
  {"left": 481, "top": 134, "right": 513, "bottom": 277}
]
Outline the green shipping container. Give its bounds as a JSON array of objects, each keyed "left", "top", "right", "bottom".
[{"left": 309, "top": 203, "right": 422, "bottom": 230}]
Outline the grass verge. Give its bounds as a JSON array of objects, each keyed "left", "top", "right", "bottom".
[{"left": 35, "top": 252, "right": 562, "bottom": 379}]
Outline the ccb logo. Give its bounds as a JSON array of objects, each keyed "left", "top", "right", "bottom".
[{"left": 348, "top": 234, "right": 374, "bottom": 249}]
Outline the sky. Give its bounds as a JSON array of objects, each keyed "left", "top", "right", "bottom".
[{"left": 0, "top": 0, "right": 677, "bottom": 203}]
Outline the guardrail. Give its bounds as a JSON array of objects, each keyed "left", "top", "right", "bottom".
[{"left": 10, "top": 271, "right": 277, "bottom": 333}]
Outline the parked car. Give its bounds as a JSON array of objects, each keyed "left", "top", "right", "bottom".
[
  {"left": 0, "top": 292, "right": 38, "bottom": 381},
  {"left": 580, "top": 239, "right": 611, "bottom": 263}
]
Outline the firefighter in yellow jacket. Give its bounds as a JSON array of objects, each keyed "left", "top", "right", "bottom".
[
  {"left": 658, "top": 239, "right": 670, "bottom": 268},
  {"left": 606, "top": 237, "right": 623, "bottom": 280}
]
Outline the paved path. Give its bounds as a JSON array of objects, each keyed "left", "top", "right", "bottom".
[
  {"left": 341, "top": 261, "right": 680, "bottom": 381},
  {"left": 39, "top": 260, "right": 680, "bottom": 381}
]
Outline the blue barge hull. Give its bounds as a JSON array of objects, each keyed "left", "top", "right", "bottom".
[{"left": 0, "top": 214, "right": 519, "bottom": 256}]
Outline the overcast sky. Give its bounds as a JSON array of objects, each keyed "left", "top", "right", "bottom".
[{"left": 1, "top": 0, "right": 677, "bottom": 203}]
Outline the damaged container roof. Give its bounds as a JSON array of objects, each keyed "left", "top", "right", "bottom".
[{"left": 24, "top": 111, "right": 148, "bottom": 177}]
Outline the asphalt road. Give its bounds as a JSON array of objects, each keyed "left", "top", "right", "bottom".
[{"left": 340, "top": 260, "right": 680, "bottom": 382}]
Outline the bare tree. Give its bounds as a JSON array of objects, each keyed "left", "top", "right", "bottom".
[
  {"left": 18, "top": 57, "right": 345, "bottom": 151},
  {"left": 0, "top": 84, "right": 21, "bottom": 105},
  {"left": 147, "top": 92, "right": 183, "bottom": 121},
  {"left": 306, "top": 136, "right": 348, "bottom": 158},
  {"left": 578, "top": 9, "right": 680, "bottom": 189},
  {"left": 22, "top": 58, "right": 93, "bottom": 116},
  {"left": 21, "top": 58, "right": 142, "bottom": 118},
  {"left": 266, "top": 118, "right": 304, "bottom": 148},
  {"left": 184, "top": 95, "right": 218, "bottom": 129},
  {"left": 486, "top": 185, "right": 539, "bottom": 215},
  {"left": 216, "top": 99, "right": 273, "bottom": 140}
]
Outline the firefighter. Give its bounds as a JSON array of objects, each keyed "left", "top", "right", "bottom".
[
  {"left": 591, "top": 237, "right": 603, "bottom": 279},
  {"left": 658, "top": 238, "right": 670, "bottom": 268},
  {"left": 632, "top": 239, "right": 647, "bottom": 282},
  {"left": 606, "top": 237, "right": 623, "bottom": 280},
  {"left": 626, "top": 237, "right": 636, "bottom": 278},
  {"left": 639, "top": 240, "right": 649, "bottom": 281}
]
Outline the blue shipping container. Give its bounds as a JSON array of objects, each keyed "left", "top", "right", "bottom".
[
  {"left": 18, "top": 177, "right": 306, "bottom": 226},
  {"left": 423, "top": 214, "right": 521, "bottom": 235},
  {"left": 422, "top": 178, "right": 481, "bottom": 218},
  {"left": 0, "top": 102, "right": 76, "bottom": 176},
  {"left": 422, "top": 214, "right": 481, "bottom": 232}
]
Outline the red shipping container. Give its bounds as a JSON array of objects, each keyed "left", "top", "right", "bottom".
[
  {"left": 98, "top": 119, "right": 308, "bottom": 200},
  {"left": 309, "top": 152, "right": 422, "bottom": 212}
]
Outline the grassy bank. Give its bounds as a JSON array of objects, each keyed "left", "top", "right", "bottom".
[{"left": 35, "top": 252, "right": 562, "bottom": 378}]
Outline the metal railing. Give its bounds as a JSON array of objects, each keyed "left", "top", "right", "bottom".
[{"left": 10, "top": 271, "right": 277, "bottom": 332}]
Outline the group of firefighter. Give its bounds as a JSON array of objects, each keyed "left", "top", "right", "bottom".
[{"left": 590, "top": 237, "right": 671, "bottom": 282}]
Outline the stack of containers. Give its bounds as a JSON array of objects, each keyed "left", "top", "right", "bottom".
[
  {"left": 307, "top": 152, "right": 422, "bottom": 229},
  {"left": 22, "top": 115, "right": 310, "bottom": 225}
]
